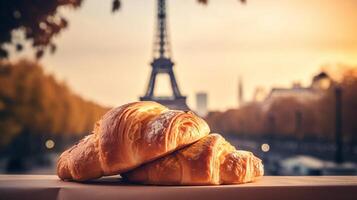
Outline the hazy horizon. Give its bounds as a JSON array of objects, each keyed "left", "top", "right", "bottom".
[{"left": 10, "top": 0, "right": 357, "bottom": 111}]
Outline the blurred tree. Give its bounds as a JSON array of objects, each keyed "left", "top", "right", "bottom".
[
  {"left": 265, "top": 97, "right": 318, "bottom": 138},
  {"left": 0, "top": 59, "right": 108, "bottom": 152},
  {"left": 0, "top": 0, "right": 246, "bottom": 59}
]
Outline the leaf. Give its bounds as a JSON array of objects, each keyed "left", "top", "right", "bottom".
[
  {"left": 16, "top": 44, "right": 23, "bottom": 52},
  {"left": 36, "top": 49, "right": 44, "bottom": 59},
  {"left": 112, "top": 0, "right": 121, "bottom": 13},
  {"left": 197, "top": 0, "right": 208, "bottom": 4},
  {"left": 50, "top": 44, "right": 56, "bottom": 54},
  {"left": 0, "top": 48, "right": 8, "bottom": 58}
]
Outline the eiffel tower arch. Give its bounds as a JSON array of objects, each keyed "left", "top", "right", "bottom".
[{"left": 140, "top": 0, "right": 189, "bottom": 110}]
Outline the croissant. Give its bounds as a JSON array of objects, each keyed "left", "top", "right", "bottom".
[
  {"left": 57, "top": 101, "right": 210, "bottom": 181},
  {"left": 123, "top": 134, "right": 264, "bottom": 185}
]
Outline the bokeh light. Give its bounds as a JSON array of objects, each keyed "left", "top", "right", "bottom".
[
  {"left": 45, "top": 139, "right": 55, "bottom": 149},
  {"left": 261, "top": 143, "right": 270, "bottom": 152}
]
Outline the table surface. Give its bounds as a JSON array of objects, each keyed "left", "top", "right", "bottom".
[{"left": 1, "top": 175, "right": 357, "bottom": 200}]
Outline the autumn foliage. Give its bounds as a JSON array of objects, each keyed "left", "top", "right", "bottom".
[{"left": 0, "top": 59, "right": 109, "bottom": 149}]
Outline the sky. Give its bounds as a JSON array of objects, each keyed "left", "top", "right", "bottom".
[{"left": 13, "top": 0, "right": 357, "bottom": 111}]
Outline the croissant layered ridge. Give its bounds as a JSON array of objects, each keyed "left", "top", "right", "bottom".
[
  {"left": 57, "top": 101, "right": 210, "bottom": 181},
  {"left": 123, "top": 134, "right": 264, "bottom": 185}
]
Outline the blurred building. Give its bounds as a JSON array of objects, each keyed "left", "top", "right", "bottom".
[
  {"left": 238, "top": 77, "right": 244, "bottom": 107},
  {"left": 252, "top": 87, "right": 267, "bottom": 102},
  {"left": 262, "top": 72, "right": 332, "bottom": 111},
  {"left": 196, "top": 92, "right": 208, "bottom": 117}
]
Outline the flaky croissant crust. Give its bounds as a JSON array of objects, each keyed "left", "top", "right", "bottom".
[
  {"left": 57, "top": 101, "right": 210, "bottom": 181},
  {"left": 123, "top": 134, "right": 264, "bottom": 185}
]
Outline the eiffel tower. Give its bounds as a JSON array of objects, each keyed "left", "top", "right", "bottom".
[{"left": 140, "top": 0, "right": 189, "bottom": 110}]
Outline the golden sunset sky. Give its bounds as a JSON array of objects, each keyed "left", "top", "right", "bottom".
[{"left": 14, "top": 0, "right": 357, "bottom": 110}]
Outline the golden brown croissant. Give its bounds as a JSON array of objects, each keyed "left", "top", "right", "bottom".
[
  {"left": 123, "top": 134, "right": 264, "bottom": 185},
  {"left": 57, "top": 101, "right": 210, "bottom": 181}
]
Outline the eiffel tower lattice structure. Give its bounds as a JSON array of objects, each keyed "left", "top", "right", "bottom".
[{"left": 140, "top": 0, "right": 189, "bottom": 110}]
